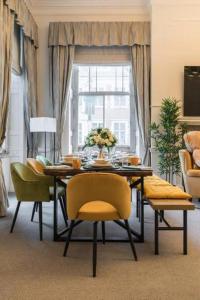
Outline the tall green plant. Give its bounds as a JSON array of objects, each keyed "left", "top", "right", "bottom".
[{"left": 150, "top": 97, "right": 187, "bottom": 183}]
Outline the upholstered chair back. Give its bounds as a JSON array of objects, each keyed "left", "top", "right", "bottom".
[
  {"left": 27, "top": 158, "right": 45, "bottom": 175},
  {"left": 67, "top": 173, "right": 131, "bottom": 220},
  {"left": 10, "top": 162, "right": 50, "bottom": 202}
]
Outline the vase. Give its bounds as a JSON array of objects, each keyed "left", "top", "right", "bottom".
[{"left": 98, "top": 148, "right": 104, "bottom": 159}]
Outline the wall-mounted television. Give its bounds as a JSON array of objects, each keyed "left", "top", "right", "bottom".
[{"left": 184, "top": 66, "right": 200, "bottom": 116}]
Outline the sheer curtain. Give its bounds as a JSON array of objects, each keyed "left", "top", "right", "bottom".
[{"left": 0, "top": 3, "right": 14, "bottom": 216}]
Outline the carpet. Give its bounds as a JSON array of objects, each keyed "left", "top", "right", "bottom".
[{"left": 0, "top": 192, "right": 200, "bottom": 300}]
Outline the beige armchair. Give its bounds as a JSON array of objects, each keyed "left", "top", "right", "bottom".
[
  {"left": 179, "top": 131, "right": 200, "bottom": 199},
  {"left": 179, "top": 149, "right": 200, "bottom": 199}
]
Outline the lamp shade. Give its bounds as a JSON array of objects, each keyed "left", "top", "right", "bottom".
[{"left": 30, "top": 117, "right": 56, "bottom": 132}]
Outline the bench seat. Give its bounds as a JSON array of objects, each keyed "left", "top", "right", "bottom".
[{"left": 148, "top": 198, "right": 194, "bottom": 255}]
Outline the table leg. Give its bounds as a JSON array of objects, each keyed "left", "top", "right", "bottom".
[
  {"left": 183, "top": 210, "right": 187, "bottom": 255},
  {"left": 140, "top": 176, "right": 144, "bottom": 242},
  {"left": 155, "top": 210, "right": 159, "bottom": 255},
  {"left": 53, "top": 176, "right": 58, "bottom": 241}
]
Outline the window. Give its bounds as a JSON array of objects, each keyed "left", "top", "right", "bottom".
[
  {"left": 69, "top": 64, "right": 138, "bottom": 153},
  {"left": 112, "top": 122, "right": 127, "bottom": 145}
]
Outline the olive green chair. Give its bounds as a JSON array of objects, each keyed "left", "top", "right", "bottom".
[
  {"left": 26, "top": 158, "right": 68, "bottom": 226},
  {"left": 10, "top": 162, "right": 63, "bottom": 240}
]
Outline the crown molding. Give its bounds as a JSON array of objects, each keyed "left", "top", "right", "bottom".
[
  {"left": 32, "top": 6, "right": 150, "bottom": 18},
  {"left": 30, "top": 0, "right": 149, "bottom": 8}
]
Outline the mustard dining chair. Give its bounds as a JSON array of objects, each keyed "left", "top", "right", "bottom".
[
  {"left": 10, "top": 162, "right": 53, "bottom": 240},
  {"left": 63, "top": 173, "right": 137, "bottom": 277},
  {"left": 26, "top": 158, "right": 68, "bottom": 226}
]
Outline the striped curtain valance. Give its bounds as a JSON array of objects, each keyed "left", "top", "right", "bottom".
[{"left": 48, "top": 22, "right": 150, "bottom": 47}]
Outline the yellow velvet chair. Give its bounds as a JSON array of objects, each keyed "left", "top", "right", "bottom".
[
  {"left": 63, "top": 173, "right": 137, "bottom": 277},
  {"left": 27, "top": 158, "right": 45, "bottom": 175},
  {"left": 27, "top": 158, "right": 68, "bottom": 226}
]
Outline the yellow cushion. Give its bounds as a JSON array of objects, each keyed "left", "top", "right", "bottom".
[
  {"left": 77, "top": 200, "right": 120, "bottom": 221},
  {"left": 144, "top": 185, "right": 191, "bottom": 199},
  {"left": 131, "top": 175, "right": 170, "bottom": 191}
]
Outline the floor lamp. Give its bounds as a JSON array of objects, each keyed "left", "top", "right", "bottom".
[{"left": 30, "top": 117, "right": 56, "bottom": 163}]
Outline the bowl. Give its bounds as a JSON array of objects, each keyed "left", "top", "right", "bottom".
[{"left": 94, "top": 159, "right": 109, "bottom": 165}]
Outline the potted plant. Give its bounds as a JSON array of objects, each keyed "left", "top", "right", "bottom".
[
  {"left": 150, "top": 97, "right": 187, "bottom": 183},
  {"left": 83, "top": 128, "right": 117, "bottom": 158}
]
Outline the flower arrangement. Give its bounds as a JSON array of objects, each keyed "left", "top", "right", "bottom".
[{"left": 83, "top": 128, "right": 117, "bottom": 150}]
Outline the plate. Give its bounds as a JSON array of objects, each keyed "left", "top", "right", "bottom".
[
  {"left": 83, "top": 165, "right": 119, "bottom": 170},
  {"left": 92, "top": 162, "right": 112, "bottom": 167}
]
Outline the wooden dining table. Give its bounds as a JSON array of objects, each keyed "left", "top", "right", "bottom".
[{"left": 44, "top": 165, "right": 153, "bottom": 243}]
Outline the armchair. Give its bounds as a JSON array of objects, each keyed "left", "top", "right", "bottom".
[
  {"left": 179, "top": 131, "right": 200, "bottom": 199},
  {"left": 10, "top": 162, "right": 51, "bottom": 240}
]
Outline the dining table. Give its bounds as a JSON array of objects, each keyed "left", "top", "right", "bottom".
[{"left": 44, "top": 164, "right": 153, "bottom": 243}]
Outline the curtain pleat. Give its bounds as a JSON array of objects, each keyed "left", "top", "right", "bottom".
[
  {"left": 49, "top": 45, "right": 75, "bottom": 160},
  {"left": 0, "top": 3, "right": 14, "bottom": 216},
  {"left": 24, "top": 36, "right": 38, "bottom": 157},
  {"left": 131, "top": 45, "right": 151, "bottom": 164},
  {"left": 48, "top": 22, "right": 150, "bottom": 47},
  {"left": 4, "top": 0, "right": 38, "bottom": 47}
]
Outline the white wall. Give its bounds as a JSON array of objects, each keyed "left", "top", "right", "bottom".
[
  {"left": 150, "top": 0, "right": 200, "bottom": 177},
  {"left": 151, "top": 0, "right": 200, "bottom": 122},
  {"left": 33, "top": 5, "right": 150, "bottom": 116}
]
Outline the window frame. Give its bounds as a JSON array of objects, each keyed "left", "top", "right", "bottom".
[{"left": 70, "top": 63, "right": 137, "bottom": 153}]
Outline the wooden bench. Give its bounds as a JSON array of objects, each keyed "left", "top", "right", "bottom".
[{"left": 148, "top": 199, "right": 195, "bottom": 255}]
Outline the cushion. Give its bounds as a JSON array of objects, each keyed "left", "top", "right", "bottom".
[
  {"left": 184, "top": 131, "right": 200, "bottom": 152},
  {"left": 193, "top": 149, "right": 200, "bottom": 168},
  {"left": 144, "top": 185, "right": 191, "bottom": 199},
  {"left": 77, "top": 200, "right": 120, "bottom": 221},
  {"left": 36, "top": 155, "right": 52, "bottom": 166},
  {"left": 187, "top": 169, "right": 200, "bottom": 177}
]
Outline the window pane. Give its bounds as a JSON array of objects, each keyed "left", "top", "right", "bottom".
[
  {"left": 78, "top": 95, "right": 103, "bottom": 145},
  {"left": 79, "top": 77, "right": 89, "bottom": 92},
  {"left": 105, "top": 95, "right": 130, "bottom": 146}
]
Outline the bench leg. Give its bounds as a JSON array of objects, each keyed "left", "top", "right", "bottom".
[
  {"left": 183, "top": 210, "right": 187, "bottom": 255},
  {"left": 155, "top": 210, "right": 159, "bottom": 255}
]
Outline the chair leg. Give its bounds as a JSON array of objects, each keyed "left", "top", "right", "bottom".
[
  {"left": 31, "top": 202, "right": 37, "bottom": 222},
  {"left": 59, "top": 197, "right": 68, "bottom": 227},
  {"left": 93, "top": 221, "right": 98, "bottom": 277},
  {"left": 10, "top": 201, "right": 21, "bottom": 233},
  {"left": 124, "top": 220, "right": 138, "bottom": 261},
  {"left": 38, "top": 202, "right": 43, "bottom": 241},
  {"left": 63, "top": 220, "right": 75, "bottom": 257},
  {"left": 102, "top": 221, "right": 105, "bottom": 244}
]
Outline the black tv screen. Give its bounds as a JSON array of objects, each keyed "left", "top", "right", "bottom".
[{"left": 184, "top": 66, "right": 200, "bottom": 116}]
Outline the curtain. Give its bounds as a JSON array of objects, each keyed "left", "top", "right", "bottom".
[
  {"left": 48, "top": 22, "right": 150, "bottom": 159},
  {"left": 5, "top": 0, "right": 38, "bottom": 48},
  {"left": 23, "top": 36, "right": 38, "bottom": 157},
  {"left": 12, "top": 22, "right": 22, "bottom": 75},
  {"left": 48, "top": 22, "right": 150, "bottom": 47},
  {"left": 0, "top": 3, "right": 14, "bottom": 216},
  {"left": 49, "top": 45, "right": 75, "bottom": 160},
  {"left": 131, "top": 45, "right": 151, "bottom": 164}
]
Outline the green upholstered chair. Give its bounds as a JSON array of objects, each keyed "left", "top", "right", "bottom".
[
  {"left": 10, "top": 162, "right": 65, "bottom": 240},
  {"left": 26, "top": 158, "right": 68, "bottom": 226}
]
